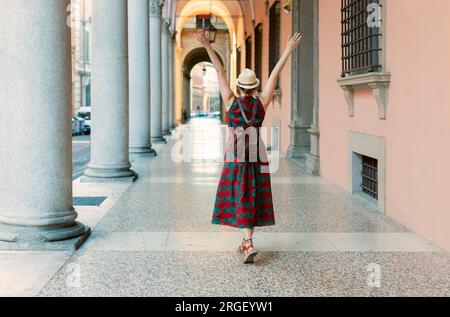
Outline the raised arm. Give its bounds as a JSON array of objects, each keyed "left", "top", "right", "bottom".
[
  {"left": 197, "top": 30, "right": 235, "bottom": 109},
  {"left": 260, "top": 33, "right": 302, "bottom": 110}
]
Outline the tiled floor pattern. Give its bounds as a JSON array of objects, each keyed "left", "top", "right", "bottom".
[{"left": 2, "top": 119, "right": 450, "bottom": 296}]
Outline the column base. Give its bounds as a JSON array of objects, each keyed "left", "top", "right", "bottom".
[
  {"left": 162, "top": 129, "right": 172, "bottom": 136},
  {"left": 305, "top": 127, "right": 320, "bottom": 175},
  {"left": 151, "top": 136, "right": 167, "bottom": 144},
  {"left": 286, "top": 144, "right": 310, "bottom": 159},
  {"left": 129, "top": 145, "right": 157, "bottom": 156},
  {"left": 0, "top": 222, "right": 91, "bottom": 251},
  {"left": 287, "top": 124, "right": 311, "bottom": 159},
  {"left": 305, "top": 153, "right": 320, "bottom": 176},
  {"left": 81, "top": 164, "right": 138, "bottom": 183}
]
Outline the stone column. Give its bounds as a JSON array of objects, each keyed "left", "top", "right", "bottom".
[
  {"left": 225, "top": 36, "right": 231, "bottom": 84},
  {"left": 183, "top": 73, "right": 192, "bottom": 123},
  {"left": 161, "top": 19, "right": 171, "bottom": 136},
  {"left": 175, "top": 45, "right": 185, "bottom": 125},
  {"left": 150, "top": 0, "right": 166, "bottom": 143},
  {"left": 82, "top": 0, "right": 137, "bottom": 182},
  {"left": 0, "top": 0, "right": 89, "bottom": 248},
  {"left": 305, "top": 0, "right": 320, "bottom": 175},
  {"left": 287, "top": 0, "right": 315, "bottom": 160},
  {"left": 168, "top": 33, "right": 176, "bottom": 130},
  {"left": 128, "top": 0, "right": 156, "bottom": 155}
]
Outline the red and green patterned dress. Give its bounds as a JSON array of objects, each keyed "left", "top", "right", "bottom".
[{"left": 212, "top": 95, "right": 275, "bottom": 229}]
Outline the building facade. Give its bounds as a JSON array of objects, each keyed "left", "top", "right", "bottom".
[
  {"left": 70, "top": 0, "right": 92, "bottom": 115},
  {"left": 174, "top": 0, "right": 450, "bottom": 252}
]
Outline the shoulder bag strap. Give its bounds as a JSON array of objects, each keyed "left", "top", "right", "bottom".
[{"left": 236, "top": 96, "right": 257, "bottom": 126}]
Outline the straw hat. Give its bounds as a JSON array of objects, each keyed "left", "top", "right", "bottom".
[{"left": 237, "top": 68, "right": 260, "bottom": 90}]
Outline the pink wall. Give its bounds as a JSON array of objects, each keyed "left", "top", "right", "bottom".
[
  {"left": 319, "top": 0, "right": 450, "bottom": 251},
  {"left": 243, "top": 1, "right": 292, "bottom": 155}
]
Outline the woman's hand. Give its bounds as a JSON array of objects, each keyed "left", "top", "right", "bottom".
[
  {"left": 260, "top": 33, "right": 302, "bottom": 109},
  {"left": 287, "top": 33, "right": 302, "bottom": 53},
  {"left": 197, "top": 30, "right": 211, "bottom": 48}
]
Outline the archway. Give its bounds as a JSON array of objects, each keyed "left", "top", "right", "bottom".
[
  {"left": 172, "top": 0, "right": 245, "bottom": 126},
  {"left": 182, "top": 47, "right": 225, "bottom": 122},
  {"left": 190, "top": 62, "right": 221, "bottom": 118}
]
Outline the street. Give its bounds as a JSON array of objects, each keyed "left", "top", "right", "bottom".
[{"left": 72, "top": 135, "right": 91, "bottom": 180}]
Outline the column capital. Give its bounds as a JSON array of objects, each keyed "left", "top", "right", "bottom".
[
  {"left": 163, "top": 17, "right": 172, "bottom": 28},
  {"left": 150, "top": 0, "right": 162, "bottom": 17}
]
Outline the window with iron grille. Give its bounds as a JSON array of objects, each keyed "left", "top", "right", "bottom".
[
  {"left": 361, "top": 155, "right": 378, "bottom": 200},
  {"left": 269, "top": 1, "right": 281, "bottom": 88},
  {"left": 341, "top": 0, "right": 382, "bottom": 76},
  {"left": 245, "top": 36, "right": 252, "bottom": 69},
  {"left": 236, "top": 47, "right": 242, "bottom": 77},
  {"left": 254, "top": 24, "right": 263, "bottom": 90}
]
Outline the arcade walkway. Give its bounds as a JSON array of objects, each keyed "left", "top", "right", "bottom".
[{"left": 2, "top": 119, "right": 449, "bottom": 297}]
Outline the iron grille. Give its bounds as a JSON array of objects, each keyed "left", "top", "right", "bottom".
[
  {"left": 269, "top": 1, "right": 281, "bottom": 88},
  {"left": 245, "top": 36, "right": 252, "bottom": 69},
  {"left": 361, "top": 156, "right": 378, "bottom": 200},
  {"left": 254, "top": 24, "right": 263, "bottom": 89},
  {"left": 73, "top": 196, "right": 108, "bottom": 207},
  {"left": 341, "top": 0, "right": 382, "bottom": 76}
]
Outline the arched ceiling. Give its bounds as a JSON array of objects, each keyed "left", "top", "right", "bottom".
[
  {"left": 174, "top": 0, "right": 244, "bottom": 18},
  {"left": 171, "top": 0, "right": 245, "bottom": 47}
]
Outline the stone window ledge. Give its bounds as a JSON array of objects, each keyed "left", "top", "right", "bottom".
[{"left": 337, "top": 72, "right": 391, "bottom": 119}]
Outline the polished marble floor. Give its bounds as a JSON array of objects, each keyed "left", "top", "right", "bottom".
[{"left": 2, "top": 118, "right": 450, "bottom": 296}]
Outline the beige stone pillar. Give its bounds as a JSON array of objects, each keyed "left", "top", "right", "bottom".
[
  {"left": 0, "top": 0, "right": 89, "bottom": 248},
  {"left": 129, "top": 0, "right": 157, "bottom": 155},
  {"left": 83, "top": 0, "right": 138, "bottom": 182}
]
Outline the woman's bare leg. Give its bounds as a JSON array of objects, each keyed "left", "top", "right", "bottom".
[{"left": 243, "top": 228, "right": 254, "bottom": 240}]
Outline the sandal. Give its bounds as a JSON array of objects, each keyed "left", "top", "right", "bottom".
[
  {"left": 240, "top": 238, "right": 258, "bottom": 264},
  {"left": 237, "top": 238, "right": 247, "bottom": 254}
]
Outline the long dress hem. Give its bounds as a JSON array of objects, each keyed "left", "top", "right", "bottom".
[{"left": 211, "top": 95, "right": 276, "bottom": 229}]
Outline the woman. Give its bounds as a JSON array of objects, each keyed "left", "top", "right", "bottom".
[{"left": 197, "top": 31, "right": 302, "bottom": 264}]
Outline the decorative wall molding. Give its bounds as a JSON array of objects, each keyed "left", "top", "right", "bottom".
[
  {"left": 337, "top": 72, "right": 391, "bottom": 119},
  {"left": 341, "top": 86, "right": 354, "bottom": 117}
]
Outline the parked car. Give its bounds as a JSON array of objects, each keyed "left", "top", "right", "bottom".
[
  {"left": 72, "top": 117, "right": 79, "bottom": 136},
  {"left": 72, "top": 116, "right": 87, "bottom": 136},
  {"left": 76, "top": 117, "right": 87, "bottom": 135},
  {"left": 77, "top": 106, "right": 91, "bottom": 134}
]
